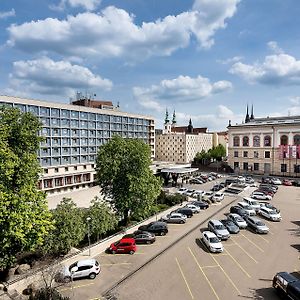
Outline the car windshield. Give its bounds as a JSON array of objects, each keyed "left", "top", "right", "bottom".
[
  {"left": 256, "top": 221, "right": 265, "bottom": 226},
  {"left": 215, "top": 224, "right": 225, "bottom": 230},
  {"left": 236, "top": 217, "right": 243, "bottom": 222},
  {"left": 226, "top": 221, "right": 234, "bottom": 226},
  {"left": 269, "top": 210, "right": 277, "bottom": 215},
  {"left": 210, "top": 237, "right": 220, "bottom": 243},
  {"left": 244, "top": 205, "right": 252, "bottom": 210}
]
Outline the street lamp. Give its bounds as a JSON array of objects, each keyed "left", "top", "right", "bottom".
[{"left": 86, "top": 217, "right": 91, "bottom": 256}]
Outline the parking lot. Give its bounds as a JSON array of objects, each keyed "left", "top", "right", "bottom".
[{"left": 59, "top": 180, "right": 300, "bottom": 300}]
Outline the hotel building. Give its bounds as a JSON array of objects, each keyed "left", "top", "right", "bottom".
[
  {"left": 227, "top": 106, "right": 300, "bottom": 176},
  {"left": 0, "top": 95, "right": 155, "bottom": 194}
]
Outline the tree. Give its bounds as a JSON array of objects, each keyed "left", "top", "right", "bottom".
[
  {"left": 0, "top": 106, "right": 53, "bottom": 270},
  {"left": 95, "top": 135, "right": 162, "bottom": 225},
  {"left": 85, "top": 197, "right": 118, "bottom": 242},
  {"left": 42, "top": 198, "right": 85, "bottom": 255},
  {"left": 210, "top": 144, "right": 226, "bottom": 161},
  {"left": 194, "top": 149, "right": 211, "bottom": 165}
]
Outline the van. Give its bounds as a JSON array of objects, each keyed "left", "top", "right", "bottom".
[
  {"left": 273, "top": 272, "right": 300, "bottom": 300},
  {"left": 242, "top": 197, "right": 261, "bottom": 212}
]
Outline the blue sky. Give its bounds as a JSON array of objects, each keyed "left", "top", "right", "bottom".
[{"left": 1, "top": 0, "right": 300, "bottom": 130}]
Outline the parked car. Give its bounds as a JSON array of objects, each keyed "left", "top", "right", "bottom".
[
  {"left": 251, "top": 191, "right": 272, "bottom": 201},
  {"left": 138, "top": 221, "right": 168, "bottom": 236},
  {"left": 58, "top": 259, "right": 100, "bottom": 282},
  {"left": 177, "top": 188, "right": 188, "bottom": 195},
  {"left": 202, "top": 191, "right": 214, "bottom": 202},
  {"left": 259, "top": 201, "right": 280, "bottom": 212},
  {"left": 175, "top": 207, "right": 193, "bottom": 218},
  {"left": 191, "top": 200, "right": 209, "bottom": 210},
  {"left": 191, "top": 190, "right": 204, "bottom": 199},
  {"left": 282, "top": 179, "right": 293, "bottom": 186},
  {"left": 220, "top": 219, "right": 240, "bottom": 234},
  {"left": 109, "top": 238, "right": 137, "bottom": 254},
  {"left": 245, "top": 216, "right": 269, "bottom": 234},
  {"left": 237, "top": 202, "right": 256, "bottom": 216},
  {"left": 227, "top": 213, "right": 247, "bottom": 228},
  {"left": 161, "top": 213, "right": 187, "bottom": 224},
  {"left": 211, "top": 192, "right": 224, "bottom": 202},
  {"left": 273, "top": 272, "right": 300, "bottom": 299},
  {"left": 230, "top": 205, "right": 248, "bottom": 218},
  {"left": 292, "top": 180, "right": 300, "bottom": 187},
  {"left": 243, "top": 197, "right": 265, "bottom": 211},
  {"left": 271, "top": 178, "right": 282, "bottom": 185},
  {"left": 211, "top": 184, "right": 222, "bottom": 192},
  {"left": 189, "top": 178, "right": 204, "bottom": 184},
  {"left": 255, "top": 188, "right": 274, "bottom": 197},
  {"left": 258, "top": 207, "right": 282, "bottom": 221},
  {"left": 184, "top": 189, "right": 196, "bottom": 196},
  {"left": 185, "top": 204, "right": 201, "bottom": 213},
  {"left": 207, "top": 219, "right": 230, "bottom": 240},
  {"left": 202, "top": 231, "right": 224, "bottom": 253},
  {"left": 260, "top": 183, "right": 278, "bottom": 192},
  {"left": 258, "top": 186, "right": 276, "bottom": 195},
  {"left": 123, "top": 231, "right": 156, "bottom": 244},
  {"left": 245, "top": 177, "right": 255, "bottom": 184}
]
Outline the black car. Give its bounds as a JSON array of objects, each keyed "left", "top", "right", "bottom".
[
  {"left": 175, "top": 207, "right": 193, "bottom": 218},
  {"left": 191, "top": 201, "right": 209, "bottom": 210},
  {"left": 220, "top": 219, "right": 240, "bottom": 234},
  {"left": 230, "top": 206, "right": 248, "bottom": 217},
  {"left": 123, "top": 231, "right": 156, "bottom": 244},
  {"left": 211, "top": 185, "right": 222, "bottom": 192},
  {"left": 138, "top": 221, "right": 168, "bottom": 236}
]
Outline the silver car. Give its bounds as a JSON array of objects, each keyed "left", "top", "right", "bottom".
[
  {"left": 245, "top": 216, "right": 269, "bottom": 234},
  {"left": 161, "top": 213, "right": 187, "bottom": 224},
  {"left": 207, "top": 219, "right": 230, "bottom": 240}
]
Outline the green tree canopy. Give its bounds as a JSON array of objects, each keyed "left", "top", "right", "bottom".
[
  {"left": 0, "top": 106, "right": 53, "bottom": 270},
  {"left": 85, "top": 197, "right": 118, "bottom": 241},
  {"left": 95, "top": 135, "right": 162, "bottom": 225},
  {"left": 210, "top": 144, "right": 226, "bottom": 161},
  {"left": 42, "top": 198, "right": 86, "bottom": 255}
]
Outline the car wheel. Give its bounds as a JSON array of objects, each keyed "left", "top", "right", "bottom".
[
  {"left": 129, "top": 250, "right": 135, "bottom": 255},
  {"left": 89, "top": 273, "right": 96, "bottom": 279},
  {"left": 180, "top": 220, "right": 184, "bottom": 224},
  {"left": 111, "top": 250, "right": 116, "bottom": 254},
  {"left": 160, "top": 231, "right": 166, "bottom": 236},
  {"left": 64, "top": 276, "right": 71, "bottom": 283},
  {"left": 146, "top": 240, "right": 151, "bottom": 244}
]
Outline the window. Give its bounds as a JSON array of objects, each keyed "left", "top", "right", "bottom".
[
  {"left": 265, "top": 151, "right": 270, "bottom": 158},
  {"left": 243, "top": 162, "right": 248, "bottom": 170},
  {"left": 54, "top": 168, "right": 59, "bottom": 173},
  {"left": 233, "top": 136, "right": 240, "bottom": 147},
  {"left": 281, "top": 164, "right": 287, "bottom": 172},
  {"left": 254, "top": 163, "right": 259, "bottom": 171},
  {"left": 294, "top": 135, "right": 300, "bottom": 145},
  {"left": 74, "top": 166, "right": 77, "bottom": 170},
  {"left": 254, "top": 151, "right": 259, "bottom": 158},
  {"left": 264, "top": 136, "right": 271, "bottom": 146},
  {"left": 243, "top": 151, "right": 248, "bottom": 158},
  {"left": 65, "top": 167, "right": 69, "bottom": 171},
  {"left": 234, "top": 151, "right": 238, "bottom": 157},
  {"left": 234, "top": 162, "right": 239, "bottom": 169},
  {"left": 44, "top": 169, "right": 48, "bottom": 174},
  {"left": 294, "top": 165, "right": 300, "bottom": 173},
  {"left": 253, "top": 135, "right": 260, "bottom": 147},
  {"left": 280, "top": 135, "right": 288, "bottom": 145},
  {"left": 243, "top": 136, "right": 249, "bottom": 146}
]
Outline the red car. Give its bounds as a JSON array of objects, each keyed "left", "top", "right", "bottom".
[
  {"left": 283, "top": 179, "right": 292, "bottom": 186},
  {"left": 109, "top": 238, "right": 137, "bottom": 255}
]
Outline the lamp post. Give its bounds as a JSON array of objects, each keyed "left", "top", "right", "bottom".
[{"left": 86, "top": 217, "right": 91, "bottom": 256}]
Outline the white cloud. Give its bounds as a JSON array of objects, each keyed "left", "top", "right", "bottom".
[
  {"left": 8, "top": 57, "right": 112, "bottom": 97},
  {"left": 7, "top": 1, "right": 240, "bottom": 61},
  {"left": 217, "top": 55, "right": 243, "bottom": 64},
  {"left": 133, "top": 75, "right": 232, "bottom": 111},
  {"left": 290, "top": 96, "right": 300, "bottom": 106},
  {"left": 267, "top": 41, "right": 283, "bottom": 54},
  {"left": 0, "top": 9, "right": 15, "bottom": 19},
  {"left": 229, "top": 53, "right": 300, "bottom": 85},
  {"left": 50, "top": 0, "right": 101, "bottom": 11}
]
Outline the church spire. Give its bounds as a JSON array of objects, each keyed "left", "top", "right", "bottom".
[
  {"left": 172, "top": 110, "right": 176, "bottom": 125},
  {"left": 187, "top": 118, "right": 193, "bottom": 133},
  {"left": 164, "top": 108, "right": 169, "bottom": 124},
  {"left": 250, "top": 104, "right": 254, "bottom": 120},
  {"left": 245, "top": 104, "right": 250, "bottom": 123}
]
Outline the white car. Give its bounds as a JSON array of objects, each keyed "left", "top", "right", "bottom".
[
  {"left": 227, "top": 213, "right": 247, "bottom": 228},
  {"left": 177, "top": 188, "right": 188, "bottom": 195},
  {"left": 211, "top": 192, "right": 224, "bottom": 202},
  {"left": 191, "top": 190, "right": 204, "bottom": 199},
  {"left": 59, "top": 259, "right": 101, "bottom": 282},
  {"left": 242, "top": 197, "right": 261, "bottom": 212},
  {"left": 202, "top": 191, "right": 214, "bottom": 201},
  {"left": 185, "top": 204, "right": 200, "bottom": 213},
  {"left": 202, "top": 231, "right": 224, "bottom": 253},
  {"left": 251, "top": 192, "right": 272, "bottom": 201},
  {"left": 184, "top": 189, "right": 196, "bottom": 197},
  {"left": 259, "top": 207, "right": 282, "bottom": 221},
  {"left": 161, "top": 212, "right": 187, "bottom": 224},
  {"left": 271, "top": 178, "right": 282, "bottom": 185},
  {"left": 237, "top": 201, "right": 256, "bottom": 216}
]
